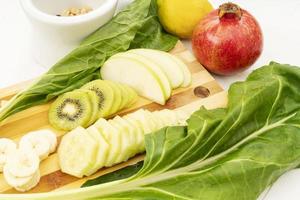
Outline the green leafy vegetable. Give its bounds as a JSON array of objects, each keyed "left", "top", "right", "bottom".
[
  {"left": 1, "top": 62, "right": 300, "bottom": 200},
  {"left": 0, "top": 0, "right": 178, "bottom": 123},
  {"left": 82, "top": 161, "right": 143, "bottom": 188}
]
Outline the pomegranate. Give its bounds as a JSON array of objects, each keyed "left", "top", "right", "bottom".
[{"left": 192, "top": 3, "right": 263, "bottom": 75}]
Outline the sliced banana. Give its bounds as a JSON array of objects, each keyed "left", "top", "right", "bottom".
[
  {"left": 0, "top": 138, "right": 17, "bottom": 172},
  {"left": 15, "top": 170, "right": 40, "bottom": 192},
  {"left": 19, "top": 133, "right": 51, "bottom": 161},
  {"left": 26, "top": 130, "right": 57, "bottom": 153},
  {"left": 4, "top": 165, "right": 40, "bottom": 192},
  {"left": 5, "top": 148, "right": 39, "bottom": 178}
]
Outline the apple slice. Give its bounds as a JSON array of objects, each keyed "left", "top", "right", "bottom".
[
  {"left": 169, "top": 55, "right": 192, "bottom": 87},
  {"left": 101, "top": 56, "right": 167, "bottom": 105},
  {"left": 115, "top": 52, "right": 172, "bottom": 100},
  {"left": 130, "top": 49, "right": 184, "bottom": 89}
]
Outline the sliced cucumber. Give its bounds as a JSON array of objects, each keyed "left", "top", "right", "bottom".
[
  {"left": 152, "top": 111, "right": 167, "bottom": 130},
  {"left": 109, "top": 118, "right": 133, "bottom": 163},
  {"left": 94, "top": 118, "right": 122, "bottom": 167},
  {"left": 113, "top": 116, "right": 139, "bottom": 159},
  {"left": 158, "top": 109, "right": 179, "bottom": 126},
  {"left": 123, "top": 115, "right": 145, "bottom": 153},
  {"left": 58, "top": 127, "right": 98, "bottom": 178},
  {"left": 127, "top": 109, "right": 157, "bottom": 134},
  {"left": 84, "top": 126, "right": 109, "bottom": 176}
]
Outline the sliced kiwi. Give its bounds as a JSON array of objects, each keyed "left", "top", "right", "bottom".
[
  {"left": 103, "top": 80, "right": 122, "bottom": 116},
  {"left": 115, "top": 83, "right": 130, "bottom": 111},
  {"left": 80, "top": 89, "right": 99, "bottom": 126},
  {"left": 81, "top": 80, "right": 114, "bottom": 118},
  {"left": 49, "top": 90, "right": 93, "bottom": 131},
  {"left": 123, "top": 85, "right": 138, "bottom": 107}
]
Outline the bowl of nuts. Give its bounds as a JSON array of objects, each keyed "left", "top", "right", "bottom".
[{"left": 20, "top": 0, "right": 118, "bottom": 67}]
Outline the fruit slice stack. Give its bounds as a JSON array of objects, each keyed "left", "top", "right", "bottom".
[
  {"left": 49, "top": 80, "right": 138, "bottom": 131},
  {"left": 101, "top": 49, "right": 192, "bottom": 105},
  {"left": 1, "top": 130, "right": 57, "bottom": 192},
  {"left": 58, "top": 109, "right": 189, "bottom": 178}
]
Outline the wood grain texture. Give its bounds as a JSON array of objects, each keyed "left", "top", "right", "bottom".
[{"left": 0, "top": 41, "right": 228, "bottom": 194}]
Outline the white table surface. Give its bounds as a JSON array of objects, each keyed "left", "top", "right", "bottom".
[{"left": 1, "top": 0, "right": 300, "bottom": 199}]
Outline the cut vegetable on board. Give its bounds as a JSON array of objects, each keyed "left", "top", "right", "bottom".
[
  {"left": 58, "top": 109, "right": 189, "bottom": 178},
  {"left": 0, "top": 130, "right": 57, "bottom": 192},
  {"left": 0, "top": 0, "right": 178, "bottom": 124},
  {"left": 101, "top": 49, "right": 192, "bottom": 105},
  {"left": 1, "top": 0, "right": 298, "bottom": 198},
  {"left": 48, "top": 80, "right": 138, "bottom": 131}
]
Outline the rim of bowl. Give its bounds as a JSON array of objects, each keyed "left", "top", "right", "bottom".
[{"left": 20, "top": 0, "right": 118, "bottom": 25}]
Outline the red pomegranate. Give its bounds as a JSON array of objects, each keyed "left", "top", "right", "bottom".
[{"left": 192, "top": 3, "right": 263, "bottom": 75}]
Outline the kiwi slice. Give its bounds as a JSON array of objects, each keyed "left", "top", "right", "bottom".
[
  {"left": 81, "top": 80, "right": 114, "bottom": 118},
  {"left": 80, "top": 89, "right": 99, "bottom": 126},
  {"left": 103, "top": 80, "right": 122, "bottom": 116},
  {"left": 49, "top": 90, "right": 93, "bottom": 131},
  {"left": 115, "top": 83, "right": 130, "bottom": 111},
  {"left": 123, "top": 85, "right": 138, "bottom": 107}
]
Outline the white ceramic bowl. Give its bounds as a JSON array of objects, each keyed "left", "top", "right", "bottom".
[{"left": 20, "top": 0, "right": 118, "bottom": 68}]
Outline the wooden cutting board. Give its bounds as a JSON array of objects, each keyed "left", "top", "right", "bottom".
[{"left": 0, "top": 41, "right": 227, "bottom": 194}]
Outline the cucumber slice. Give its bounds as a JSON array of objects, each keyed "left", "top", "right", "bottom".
[
  {"left": 84, "top": 126, "right": 109, "bottom": 176},
  {"left": 175, "top": 110, "right": 189, "bottom": 126},
  {"left": 123, "top": 115, "right": 145, "bottom": 153},
  {"left": 127, "top": 109, "right": 157, "bottom": 134},
  {"left": 158, "top": 109, "right": 179, "bottom": 126},
  {"left": 58, "top": 127, "right": 98, "bottom": 178},
  {"left": 152, "top": 111, "right": 167, "bottom": 130},
  {"left": 112, "top": 116, "right": 139, "bottom": 160},
  {"left": 109, "top": 118, "right": 133, "bottom": 163},
  {"left": 94, "top": 118, "right": 121, "bottom": 167}
]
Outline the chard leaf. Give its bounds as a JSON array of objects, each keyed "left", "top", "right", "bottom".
[
  {"left": 0, "top": 0, "right": 178, "bottom": 123},
  {"left": 1, "top": 62, "right": 300, "bottom": 200},
  {"left": 82, "top": 162, "right": 143, "bottom": 188}
]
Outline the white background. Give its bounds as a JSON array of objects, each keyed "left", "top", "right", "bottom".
[{"left": 0, "top": 0, "right": 300, "bottom": 199}]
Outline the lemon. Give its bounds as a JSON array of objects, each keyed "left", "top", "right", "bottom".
[{"left": 157, "top": 0, "right": 213, "bottom": 39}]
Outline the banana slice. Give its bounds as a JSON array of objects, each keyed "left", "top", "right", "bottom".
[
  {"left": 15, "top": 170, "right": 40, "bottom": 192},
  {"left": 5, "top": 148, "right": 39, "bottom": 178},
  {"left": 19, "top": 133, "right": 51, "bottom": 161},
  {"left": 24, "top": 130, "right": 57, "bottom": 153},
  {"left": 0, "top": 138, "right": 17, "bottom": 172},
  {"left": 4, "top": 165, "right": 40, "bottom": 192}
]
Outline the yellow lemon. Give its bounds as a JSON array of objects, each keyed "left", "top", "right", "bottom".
[{"left": 157, "top": 0, "right": 213, "bottom": 39}]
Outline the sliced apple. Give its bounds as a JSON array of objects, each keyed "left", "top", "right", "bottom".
[
  {"left": 169, "top": 55, "right": 192, "bottom": 87},
  {"left": 115, "top": 52, "right": 172, "bottom": 99},
  {"left": 101, "top": 56, "right": 167, "bottom": 105},
  {"left": 130, "top": 49, "right": 184, "bottom": 89}
]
